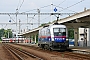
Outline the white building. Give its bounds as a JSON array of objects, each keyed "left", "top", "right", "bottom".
[{"left": 79, "top": 28, "right": 90, "bottom": 47}]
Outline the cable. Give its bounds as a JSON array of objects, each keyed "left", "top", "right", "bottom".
[
  {"left": 8, "top": 14, "right": 15, "bottom": 22},
  {"left": 18, "top": 0, "right": 24, "bottom": 12},
  {"left": 53, "top": 4, "right": 77, "bottom": 13},
  {"left": 17, "top": 0, "right": 21, "bottom": 10},
  {"left": 28, "top": 15, "right": 37, "bottom": 23},
  {"left": 23, "top": 9, "right": 37, "bottom": 13},
  {"left": 23, "top": 4, "right": 51, "bottom": 13},
  {"left": 41, "top": 15, "right": 51, "bottom": 22},
  {"left": 39, "top": 5, "right": 51, "bottom": 9},
  {"left": 56, "top": 0, "right": 76, "bottom": 13},
  {"left": 59, "top": 0, "right": 85, "bottom": 12},
  {"left": 4, "top": 24, "right": 7, "bottom": 28},
  {"left": 58, "top": 0, "right": 67, "bottom": 6}
]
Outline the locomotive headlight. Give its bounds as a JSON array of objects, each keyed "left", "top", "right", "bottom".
[
  {"left": 49, "top": 38, "right": 50, "bottom": 41},
  {"left": 66, "top": 39, "right": 68, "bottom": 41},
  {"left": 62, "top": 38, "right": 65, "bottom": 40}
]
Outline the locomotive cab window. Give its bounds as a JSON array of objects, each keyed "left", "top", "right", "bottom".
[{"left": 53, "top": 28, "right": 66, "bottom": 36}]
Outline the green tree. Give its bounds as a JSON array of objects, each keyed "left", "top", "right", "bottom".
[
  {"left": 39, "top": 22, "right": 51, "bottom": 27},
  {"left": 36, "top": 34, "right": 38, "bottom": 43},
  {"left": 0, "top": 29, "right": 4, "bottom": 39},
  {"left": 68, "top": 28, "right": 74, "bottom": 39},
  {"left": 0, "top": 29, "right": 13, "bottom": 40},
  {"left": 4, "top": 29, "right": 12, "bottom": 38}
]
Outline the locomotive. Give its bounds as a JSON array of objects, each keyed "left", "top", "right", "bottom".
[{"left": 38, "top": 24, "right": 69, "bottom": 50}]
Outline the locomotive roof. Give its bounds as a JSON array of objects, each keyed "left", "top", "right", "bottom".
[{"left": 43, "top": 24, "right": 66, "bottom": 29}]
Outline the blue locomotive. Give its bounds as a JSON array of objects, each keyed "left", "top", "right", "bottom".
[{"left": 38, "top": 24, "right": 69, "bottom": 50}]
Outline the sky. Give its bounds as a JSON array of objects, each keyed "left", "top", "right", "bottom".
[{"left": 0, "top": 0, "right": 90, "bottom": 33}]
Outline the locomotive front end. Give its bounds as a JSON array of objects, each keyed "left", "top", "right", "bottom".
[{"left": 50, "top": 25, "right": 69, "bottom": 50}]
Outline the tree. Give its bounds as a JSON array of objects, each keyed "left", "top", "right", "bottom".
[
  {"left": 39, "top": 22, "right": 51, "bottom": 27},
  {"left": 36, "top": 34, "right": 38, "bottom": 43},
  {"left": 0, "top": 29, "right": 13, "bottom": 40},
  {"left": 4, "top": 29, "right": 12, "bottom": 38},
  {"left": 68, "top": 28, "right": 74, "bottom": 39},
  {"left": 0, "top": 29, "right": 4, "bottom": 40}
]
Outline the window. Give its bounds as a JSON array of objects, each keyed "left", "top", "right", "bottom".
[
  {"left": 60, "top": 28, "right": 66, "bottom": 32},
  {"left": 54, "top": 28, "right": 59, "bottom": 32},
  {"left": 53, "top": 28, "right": 66, "bottom": 36},
  {"left": 47, "top": 29, "right": 51, "bottom": 36}
]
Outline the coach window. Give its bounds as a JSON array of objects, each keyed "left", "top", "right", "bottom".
[{"left": 47, "top": 29, "right": 51, "bottom": 36}]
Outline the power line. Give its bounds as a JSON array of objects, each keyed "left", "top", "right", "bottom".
[
  {"left": 58, "top": 0, "right": 67, "bottom": 6},
  {"left": 3, "top": 24, "right": 7, "bottom": 28},
  {"left": 54, "top": 0, "right": 77, "bottom": 13},
  {"left": 8, "top": 14, "right": 15, "bottom": 22},
  {"left": 17, "top": 0, "right": 21, "bottom": 10},
  {"left": 28, "top": 15, "right": 36, "bottom": 23},
  {"left": 41, "top": 15, "right": 51, "bottom": 21},
  {"left": 53, "top": 4, "right": 77, "bottom": 13},
  {"left": 19, "top": 0, "right": 24, "bottom": 11},
  {"left": 59, "top": 0, "right": 85, "bottom": 12},
  {"left": 23, "top": 4, "right": 51, "bottom": 13},
  {"left": 39, "top": 5, "right": 51, "bottom": 9},
  {"left": 23, "top": 9, "right": 37, "bottom": 13}
]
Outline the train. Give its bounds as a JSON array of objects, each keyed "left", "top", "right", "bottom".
[
  {"left": 2, "top": 37, "right": 25, "bottom": 43},
  {"left": 38, "top": 24, "right": 69, "bottom": 50}
]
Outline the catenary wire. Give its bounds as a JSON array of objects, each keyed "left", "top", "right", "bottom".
[
  {"left": 41, "top": 15, "right": 51, "bottom": 22},
  {"left": 23, "top": 4, "right": 51, "bottom": 13},
  {"left": 16, "top": 0, "right": 21, "bottom": 10},
  {"left": 53, "top": 4, "right": 77, "bottom": 13},
  {"left": 58, "top": 0, "right": 67, "bottom": 6},
  {"left": 18, "top": 0, "right": 25, "bottom": 12},
  {"left": 59, "top": 0, "right": 85, "bottom": 12},
  {"left": 8, "top": 14, "right": 15, "bottom": 22}
]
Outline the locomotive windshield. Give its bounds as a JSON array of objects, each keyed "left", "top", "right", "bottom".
[{"left": 53, "top": 28, "right": 66, "bottom": 36}]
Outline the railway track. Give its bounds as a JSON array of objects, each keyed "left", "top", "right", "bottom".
[
  {"left": 14, "top": 43, "right": 90, "bottom": 60},
  {"left": 2, "top": 44, "right": 44, "bottom": 60}
]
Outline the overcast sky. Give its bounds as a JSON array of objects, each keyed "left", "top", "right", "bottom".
[
  {"left": 0, "top": 0, "right": 89, "bottom": 12},
  {"left": 0, "top": 0, "right": 90, "bottom": 32}
]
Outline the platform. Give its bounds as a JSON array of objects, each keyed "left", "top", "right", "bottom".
[{"left": 69, "top": 46, "right": 90, "bottom": 54}]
